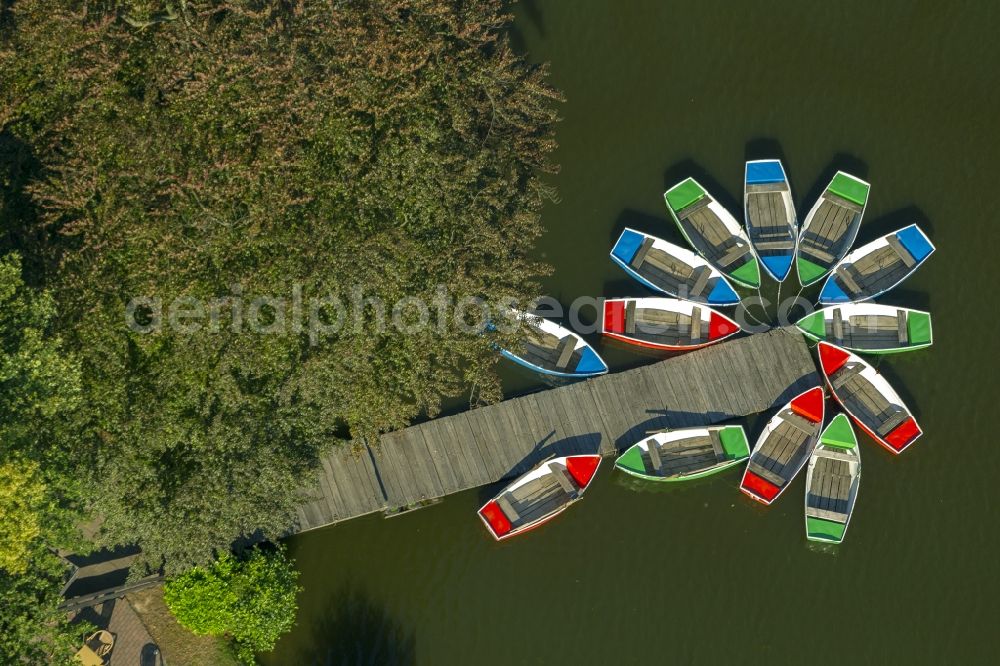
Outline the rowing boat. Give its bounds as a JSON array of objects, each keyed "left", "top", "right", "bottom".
[
  {"left": 499, "top": 309, "right": 608, "bottom": 378},
  {"left": 478, "top": 455, "right": 601, "bottom": 540},
  {"left": 796, "top": 304, "right": 933, "bottom": 354},
  {"left": 740, "top": 386, "right": 825, "bottom": 505},
  {"left": 818, "top": 224, "right": 935, "bottom": 304},
  {"left": 804, "top": 413, "right": 861, "bottom": 543},
  {"left": 614, "top": 425, "right": 750, "bottom": 482},
  {"left": 601, "top": 297, "right": 740, "bottom": 351},
  {"left": 744, "top": 160, "right": 797, "bottom": 281},
  {"left": 664, "top": 178, "right": 760, "bottom": 288},
  {"left": 796, "top": 171, "right": 870, "bottom": 286},
  {"left": 610, "top": 228, "right": 740, "bottom": 305},
  {"left": 816, "top": 341, "right": 922, "bottom": 454}
]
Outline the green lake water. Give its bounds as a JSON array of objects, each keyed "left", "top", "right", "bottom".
[{"left": 263, "top": 1, "right": 1000, "bottom": 663}]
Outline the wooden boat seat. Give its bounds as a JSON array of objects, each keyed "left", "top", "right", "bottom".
[
  {"left": 825, "top": 192, "right": 864, "bottom": 214},
  {"left": 646, "top": 441, "right": 663, "bottom": 472},
  {"left": 689, "top": 266, "right": 711, "bottom": 297},
  {"left": 746, "top": 182, "right": 789, "bottom": 194},
  {"left": 709, "top": 430, "right": 725, "bottom": 459},
  {"left": 755, "top": 240, "right": 794, "bottom": 251},
  {"left": 886, "top": 234, "right": 917, "bottom": 268},
  {"left": 816, "top": 449, "right": 857, "bottom": 463},
  {"left": 631, "top": 237, "right": 655, "bottom": 268},
  {"left": 625, "top": 300, "right": 637, "bottom": 335},
  {"left": 831, "top": 362, "right": 864, "bottom": 389},
  {"left": 676, "top": 196, "right": 711, "bottom": 219},
  {"left": 777, "top": 409, "right": 815, "bottom": 435},
  {"left": 800, "top": 243, "right": 836, "bottom": 265},
  {"left": 553, "top": 466, "right": 577, "bottom": 494},
  {"left": 897, "top": 311, "right": 908, "bottom": 343},
  {"left": 835, "top": 265, "right": 862, "bottom": 293},
  {"left": 553, "top": 335, "right": 576, "bottom": 369},
  {"left": 497, "top": 494, "right": 521, "bottom": 522},
  {"left": 876, "top": 407, "right": 909, "bottom": 436},
  {"left": 643, "top": 248, "right": 690, "bottom": 276},
  {"left": 806, "top": 506, "right": 849, "bottom": 522},
  {"left": 717, "top": 243, "right": 748, "bottom": 268},
  {"left": 748, "top": 461, "right": 785, "bottom": 487},
  {"left": 755, "top": 227, "right": 790, "bottom": 239},
  {"left": 831, "top": 309, "right": 845, "bottom": 340},
  {"left": 690, "top": 307, "right": 702, "bottom": 340}
]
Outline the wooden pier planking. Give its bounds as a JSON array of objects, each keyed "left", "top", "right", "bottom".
[{"left": 293, "top": 327, "right": 818, "bottom": 533}]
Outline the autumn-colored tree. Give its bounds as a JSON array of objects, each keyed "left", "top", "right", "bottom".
[{"left": 1, "top": 1, "right": 560, "bottom": 569}]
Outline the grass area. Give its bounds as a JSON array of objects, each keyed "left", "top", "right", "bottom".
[{"left": 127, "top": 586, "right": 239, "bottom": 666}]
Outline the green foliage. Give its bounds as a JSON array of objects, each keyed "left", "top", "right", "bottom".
[
  {"left": 164, "top": 546, "right": 301, "bottom": 664},
  {"left": 0, "top": 457, "right": 46, "bottom": 574},
  {"left": 1, "top": 0, "right": 560, "bottom": 571},
  {"left": 0, "top": 545, "right": 82, "bottom": 666},
  {"left": 0, "top": 252, "right": 86, "bottom": 663}
]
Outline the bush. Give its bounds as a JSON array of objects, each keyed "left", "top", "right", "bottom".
[{"left": 163, "top": 546, "right": 301, "bottom": 664}]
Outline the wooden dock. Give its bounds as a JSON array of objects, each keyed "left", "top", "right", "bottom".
[{"left": 293, "top": 327, "right": 820, "bottom": 533}]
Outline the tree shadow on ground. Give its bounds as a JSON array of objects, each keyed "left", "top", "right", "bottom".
[{"left": 295, "top": 585, "right": 415, "bottom": 666}]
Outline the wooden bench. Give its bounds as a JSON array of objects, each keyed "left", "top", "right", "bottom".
[
  {"left": 690, "top": 266, "right": 711, "bottom": 297},
  {"left": 876, "top": 407, "right": 909, "bottom": 436},
  {"left": 646, "top": 441, "right": 662, "bottom": 472},
  {"left": 832, "top": 308, "right": 844, "bottom": 340},
  {"left": 690, "top": 307, "right": 702, "bottom": 340},
  {"left": 748, "top": 461, "right": 785, "bottom": 487},
  {"left": 897, "top": 310, "right": 908, "bottom": 344},
  {"left": 631, "top": 237, "right": 655, "bottom": 268},
  {"left": 709, "top": 429, "right": 725, "bottom": 459},
  {"left": 824, "top": 192, "right": 864, "bottom": 214},
  {"left": 746, "top": 182, "right": 788, "bottom": 194},
  {"left": 755, "top": 240, "right": 794, "bottom": 251},
  {"left": 625, "top": 300, "right": 637, "bottom": 335},
  {"left": 806, "top": 506, "right": 849, "bottom": 522},
  {"left": 817, "top": 449, "right": 858, "bottom": 463},
  {"left": 553, "top": 335, "right": 577, "bottom": 370},
  {"left": 886, "top": 234, "right": 917, "bottom": 268},
  {"left": 832, "top": 362, "right": 864, "bottom": 389},
  {"left": 835, "top": 265, "right": 862, "bottom": 294},
  {"left": 676, "top": 195, "right": 712, "bottom": 219},
  {"left": 778, "top": 409, "right": 815, "bottom": 436},
  {"left": 553, "top": 466, "right": 577, "bottom": 494},
  {"left": 497, "top": 494, "right": 520, "bottom": 522},
  {"left": 717, "top": 243, "right": 748, "bottom": 268}
]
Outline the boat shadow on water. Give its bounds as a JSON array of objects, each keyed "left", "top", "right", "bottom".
[
  {"left": 610, "top": 208, "right": 685, "bottom": 248},
  {"left": 744, "top": 137, "right": 789, "bottom": 167},
  {"left": 292, "top": 584, "right": 415, "bottom": 666},
  {"left": 851, "top": 206, "right": 936, "bottom": 247},
  {"left": 799, "top": 153, "right": 869, "bottom": 214},
  {"left": 662, "top": 159, "right": 742, "bottom": 214}
]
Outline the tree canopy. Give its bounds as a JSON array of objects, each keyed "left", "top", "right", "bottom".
[
  {"left": 1, "top": 0, "right": 559, "bottom": 570},
  {"left": 0, "top": 252, "right": 86, "bottom": 664}
]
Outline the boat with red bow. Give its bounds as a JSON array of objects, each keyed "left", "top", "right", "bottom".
[
  {"left": 477, "top": 455, "right": 601, "bottom": 541},
  {"left": 740, "top": 386, "right": 825, "bottom": 505},
  {"left": 816, "top": 342, "right": 922, "bottom": 454},
  {"left": 601, "top": 297, "right": 740, "bottom": 351}
]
